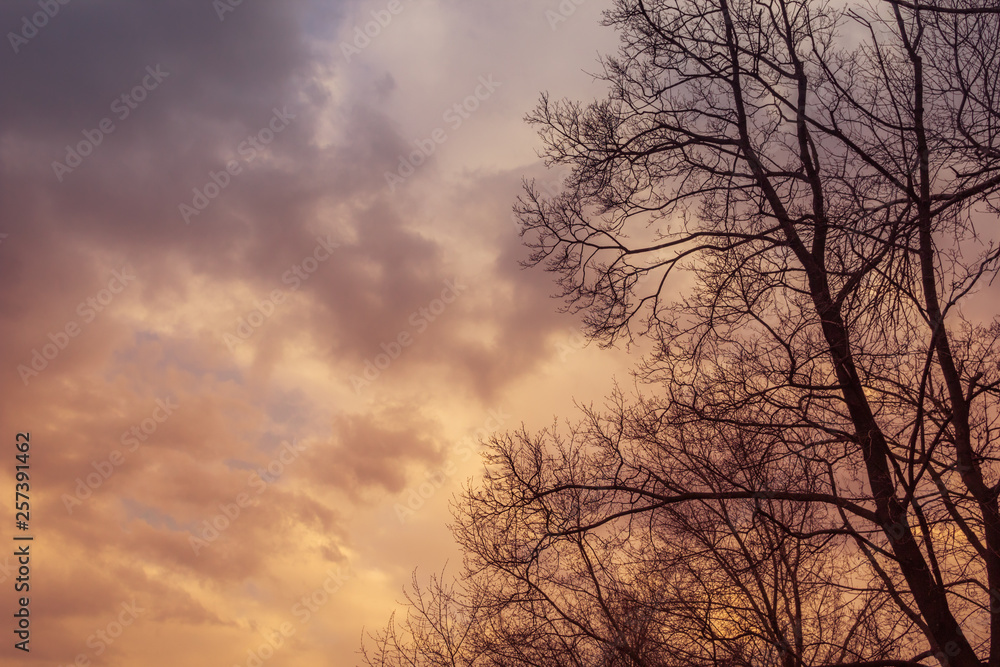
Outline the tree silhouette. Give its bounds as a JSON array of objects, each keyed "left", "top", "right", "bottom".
[{"left": 364, "top": 0, "right": 1000, "bottom": 664}]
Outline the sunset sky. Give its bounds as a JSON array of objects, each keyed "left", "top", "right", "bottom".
[{"left": 0, "top": 0, "right": 639, "bottom": 665}]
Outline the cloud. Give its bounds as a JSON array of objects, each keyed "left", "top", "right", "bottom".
[{"left": 0, "top": 0, "right": 630, "bottom": 664}]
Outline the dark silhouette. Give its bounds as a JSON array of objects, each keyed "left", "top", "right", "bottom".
[{"left": 363, "top": 0, "right": 1000, "bottom": 663}]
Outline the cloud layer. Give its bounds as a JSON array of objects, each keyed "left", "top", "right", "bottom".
[{"left": 0, "top": 0, "right": 629, "bottom": 664}]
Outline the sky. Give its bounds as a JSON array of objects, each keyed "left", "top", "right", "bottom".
[{"left": 0, "top": 0, "right": 635, "bottom": 665}]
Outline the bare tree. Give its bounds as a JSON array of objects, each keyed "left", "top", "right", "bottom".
[
  {"left": 363, "top": 0, "right": 1000, "bottom": 664},
  {"left": 361, "top": 569, "right": 490, "bottom": 667}
]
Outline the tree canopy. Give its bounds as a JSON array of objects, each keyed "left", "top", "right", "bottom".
[{"left": 363, "top": 0, "right": 1000, "bottom": 664}]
